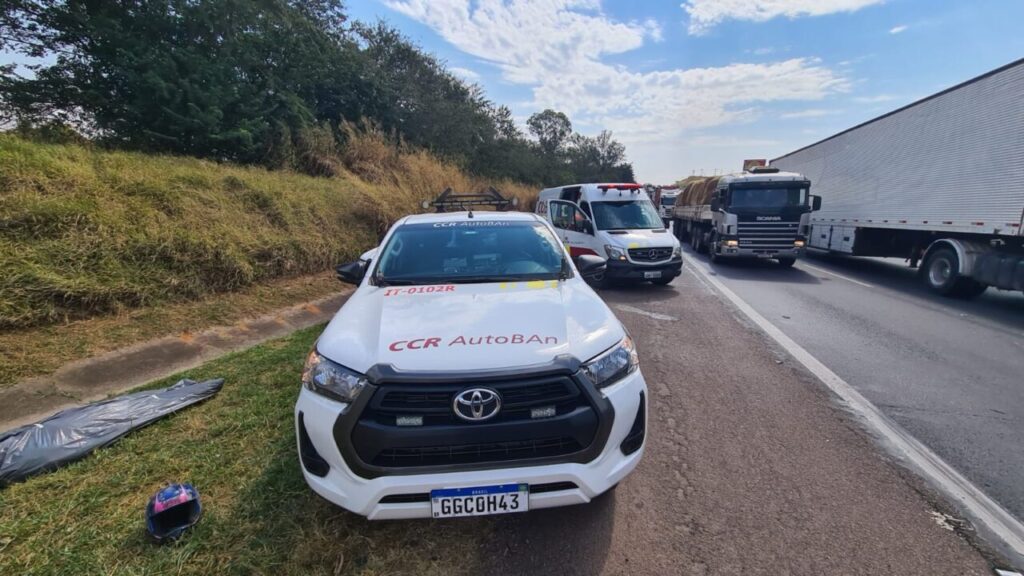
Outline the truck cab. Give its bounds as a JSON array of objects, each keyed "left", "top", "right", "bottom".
[
  {"left": 674, "top": 168, "right": 820, "bottom": 267},
  {"left": 657, "top": 186, "right": 680, "bottom": 224},
  {"left": 536, "top": 183, "right": 683, "bottom": 285}
]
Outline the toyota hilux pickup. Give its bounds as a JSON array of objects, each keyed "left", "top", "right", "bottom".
[{"left": 296, "top": 209, "right": 648, "bottom": 519}]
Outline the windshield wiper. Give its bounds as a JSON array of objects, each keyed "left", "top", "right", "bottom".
[
  {"left": 449, "top": 276, "right": 518, "bottom": 284},
  {"left": 374, "top": 276, "right": 419, "bottom": 287}
]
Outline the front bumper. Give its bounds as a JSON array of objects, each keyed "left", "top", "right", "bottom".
[
  {"left": 716, "top": 246, "right": 805, "bottom": 259},
  {"left": 295, "top": 369, "right": 647, "bottom": 519},
  {"left": 606, "top": 256, "right": 683, "bottom": 280}
]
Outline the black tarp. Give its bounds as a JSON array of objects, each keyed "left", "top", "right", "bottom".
[{"left": 0, "top": 378, "right": 223, "bottom": 486}]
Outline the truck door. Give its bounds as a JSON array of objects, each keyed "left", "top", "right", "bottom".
[{"left": 548, "top": 200, "right": 599, "bottom": 258}]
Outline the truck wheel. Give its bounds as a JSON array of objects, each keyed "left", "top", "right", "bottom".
[
  {"left": 694, "top": 230, "right": 707, "bottom": 255},
  {"left": 777, "top": 257, "right": 796, "bottom": 268},
  {"left": 708, "top": 235, "right": 720, "bottom": 263},
  {"left": 923, "top": 247, "right": 984, "bottom": 298}
]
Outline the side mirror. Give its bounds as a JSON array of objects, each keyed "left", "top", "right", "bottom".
[
  {"left": 710, "top": 198, "right": 721, "bottom": 211},
  {"left": 576, "top": 254, "right": 607, "bottom": 285},
  {"left": 336, "top": 260, "right": 368, "bottom": 285},
  {"left": 811, "top": 195, "right": 822, "bottom": 211}
]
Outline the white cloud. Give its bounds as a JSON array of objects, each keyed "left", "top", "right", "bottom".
[
  {"left": 448, "top": 66, "right": 481, "bottom": 81},
  {"left": 682, "top": 0, "right": 885, "bottom": 35},
  {"left": 643, "top": 18, "right": 665, "bottom": 42},
  {"left": 384, "top": 0, "right": 848, "bottom": 150},
  {"left": 888, "top": 24, "right": 908, "bottom": 34},
  {"left": 780, "top": 108, "right": 841, "bottom": 119}
]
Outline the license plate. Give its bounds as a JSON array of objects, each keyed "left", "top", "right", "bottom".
[
  {"left": 644, "top": 270, "right": 662, "bottom": 279},
  {"left": 430, "top": 483, "right": 529, "bottom": 518}
]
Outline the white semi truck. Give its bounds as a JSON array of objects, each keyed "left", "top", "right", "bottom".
[
  {"left": 771, "top": 58, "right": 1024, "bottom": 297},
  {"left": 670, "top": 168, "right": 821, "bottom": 267}
]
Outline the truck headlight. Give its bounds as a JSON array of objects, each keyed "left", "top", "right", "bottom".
[
  {"left": 672, "top": 245, "right": 681, "bottom": 258},
  {"left": 794, "top": 240, "right": 805, "bottom": 247},
  {"left": 583, "top": 335, "right": 639, "bottom": 389},
  {"left": 302, "top": 350, "right": 367, "bottom": 403},
  {"left": 604, "top": 245, "right": 627, "bottom": 261},
  {"left": 724, "top": 239, "right": 739, "bottom": 247}
]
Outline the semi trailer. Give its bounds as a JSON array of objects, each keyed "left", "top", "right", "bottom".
[
  {"left": 771, "top": 58, "right": 1024, "bottom": 297},
  {"left": 670, "top": 167, "right": 821, "bottom": 267}
]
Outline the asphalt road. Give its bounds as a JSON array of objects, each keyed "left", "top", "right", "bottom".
[
  {"left": 681, "top": 247, "right": 1024, "bottom": 525},
  {"left": 468, "top": 269, "right": 995, "bottom": 575}
]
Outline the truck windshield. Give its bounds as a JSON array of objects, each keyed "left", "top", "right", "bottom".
[
  {"left": 374, "top": 221, "right": 567, "bottom": 285},
  {"left": 660, "top": 195, "right": 677, "bottom": 207},
  {"left": 591, "top": 200, "right": 663, "bottom": 230},
  {"left": 730, "top": 187, "right": 807, "bottom": 208}
]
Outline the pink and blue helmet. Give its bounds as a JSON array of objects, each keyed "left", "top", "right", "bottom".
[{"left": 145, "top": 483, "right": 202, "bottom": 542}]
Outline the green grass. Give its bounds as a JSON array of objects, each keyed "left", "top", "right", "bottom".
[
  {"left": 0, "top": 326, "right": 491, "bottom": 575},
  {"left": 0, "top": 134, "right": 538, "bottom": 330}
]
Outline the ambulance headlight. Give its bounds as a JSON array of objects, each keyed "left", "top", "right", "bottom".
[
  {"left": 302, "top": 350, "right": 367, "bottom": 404},
  {"left": 583, "top": 335, "right": 639, "bottom": 389},
  {"left": 604, "top": 245, "right": 627, "bottom": 261}
]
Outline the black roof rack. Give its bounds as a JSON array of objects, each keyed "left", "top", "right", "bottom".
[{"left": 422, "top": 187, "right": 519, "bottom": 213}]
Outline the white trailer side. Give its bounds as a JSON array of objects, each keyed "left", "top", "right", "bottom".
[{"left": 771, "top": 58, "right": 1024, "bottom": 297}]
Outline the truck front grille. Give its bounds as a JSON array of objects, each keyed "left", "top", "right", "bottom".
[
  {"left": 737, "top": 221, "right": 800, "bottom": 251},
  {"left": 374, "top": 436, "right": 582, "bottom": 467},
  {"left": 349, "top": 375, "right": 599, "bottom": 470}
]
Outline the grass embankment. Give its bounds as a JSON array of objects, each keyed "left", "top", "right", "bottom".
[
  {"left": 0, "top": 326, "right": 492, "bottom": 576},
  {"left": 0, "top": 133, "right": 537, "bottom": 331},
  {"left": 0, "top": 271, "right": 339, "bottom": 389}
]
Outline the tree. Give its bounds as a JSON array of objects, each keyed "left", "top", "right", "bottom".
[{"left": 527, "top": 109, "right": 572, "bottom": 157}]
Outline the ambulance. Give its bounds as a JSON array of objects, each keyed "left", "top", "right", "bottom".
[{"left": 536, "top": 183, "right": 683, "bottom": 285}]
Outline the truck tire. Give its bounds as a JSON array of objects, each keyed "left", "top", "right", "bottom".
[
  {"left": 777, "top": 257, "right": 796, "bottom": 268},
  {"left": 694, "top": 229, "right": 707, "bottom": 255},
  {"left": 708, "top": 234, "right": 720, "bottom": 263},
  {"left": 923, "top": 247, "right": 986, "bottom": 298}
]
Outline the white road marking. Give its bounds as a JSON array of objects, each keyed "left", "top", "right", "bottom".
[
  {"left": 681, "top": 251, "right": 1024, "bottom": 563},
  {"left": 799, "top": 262, "right": 875, "bottom": 288},
  {"left": 615, "top": 304, "right": 677, "bottom": 321}
]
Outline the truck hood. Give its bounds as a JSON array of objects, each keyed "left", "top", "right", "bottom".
[
  {"left": 601, "top": 228, "right": 679, "bottom": 250},
  {"left": 316, "top": 280, "right": 622, "bottom": 375}
]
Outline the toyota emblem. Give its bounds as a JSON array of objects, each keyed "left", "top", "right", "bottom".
[{"left": 453, "top": 388, "right": 502, "bottom": 422}]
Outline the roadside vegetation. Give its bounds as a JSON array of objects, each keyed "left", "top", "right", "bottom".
[
  {"left": 0, "top": 326, "right": 493, "bottom": 576},
  {"left": 0, "top": 132, "right": 536, "bottom": 330}
]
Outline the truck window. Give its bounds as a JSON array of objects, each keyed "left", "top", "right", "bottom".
[{"left": 730, "top": 187, "right": 807, "bottom": 208}]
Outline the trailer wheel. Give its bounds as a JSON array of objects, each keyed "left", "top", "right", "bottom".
[
  {"left": 777, "top": 257, "right": 796, "bottom": 268},
  {"left": 694, "top": 229, "right": 707, "bottom": 255},
  {"left": 923, "top": 247, "right": 985, "bottom": 298}
]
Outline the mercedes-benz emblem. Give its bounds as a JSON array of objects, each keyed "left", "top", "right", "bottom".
[
  {"left": 453, "top": 388, "right": 501, "bottom": 422},
  {"left": 648, "top": 249, "right": 658, "bottom": 259}
]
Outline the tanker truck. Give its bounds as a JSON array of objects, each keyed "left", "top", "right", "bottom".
[{"left": 670, "top": 167, "right": 821, "bottom": 267}]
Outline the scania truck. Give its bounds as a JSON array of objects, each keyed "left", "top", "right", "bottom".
[
  {"left": 670, "top": 167, "right": 821, "bottom": 267},
  {"left": 771, "top": 58, "right": 1024, "bottom": 297}
]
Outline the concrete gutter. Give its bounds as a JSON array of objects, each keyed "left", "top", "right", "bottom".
[{"left": 0, "top": 289, "right": 352, "bottom": 431}]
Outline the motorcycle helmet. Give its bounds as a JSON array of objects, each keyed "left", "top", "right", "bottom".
[{"left": 145, "top": 483, "right": 202, "bottom": 542}]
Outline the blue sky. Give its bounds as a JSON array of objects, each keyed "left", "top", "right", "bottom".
[{"left": 348, "top": 0, "right": 1024, "bottom": 183}]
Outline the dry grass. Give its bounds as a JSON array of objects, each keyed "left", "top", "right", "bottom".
[
  {"left": 0, "top": 270, "right": 341, "bottom": 389},
  {"left": 0, "top": 133, "right": 538, "bottom": 330}
]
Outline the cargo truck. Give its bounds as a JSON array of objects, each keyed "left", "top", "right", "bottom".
[
  {"left": 670, "top": 168, "right": 821, "bottom": 267},
  {"left": 771, "top": 58, "right": 1024, "bottom": 297}
]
